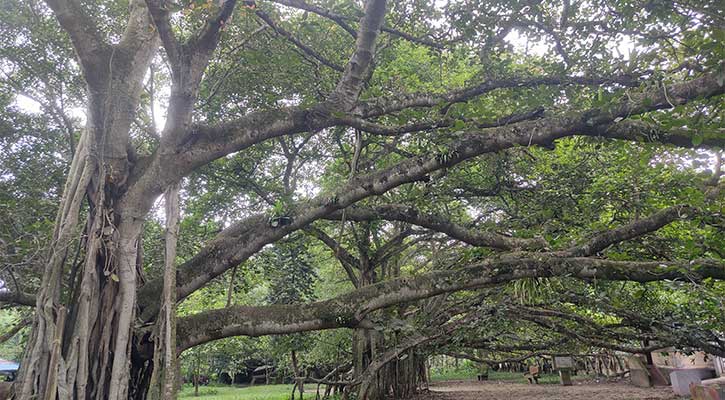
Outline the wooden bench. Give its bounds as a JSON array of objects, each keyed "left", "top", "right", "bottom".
[{"left": 524, "top": 366, "right": 540, "bottom": 384}]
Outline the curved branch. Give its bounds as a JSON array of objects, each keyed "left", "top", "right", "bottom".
[
  {"left": 43, "top": 0, "right": 108, "bottom": 79},
  {"left": 256, "top": 10, "right": 344, "bottom": 72},
  {"left": 356, "top": 74, "right": 641, "bottom": 118},
  {"left": 176, "top": 256, "right": 725, "bottom": 350},
  {"left": 515, "top": 313, "right": 673, "bottom": 354},
  {"left": 327, "top": 205, "right": 547, "bottom": 251},
  {"left": 138, "top": 72, "right": 725, "bottom": 320},
  {"left": 304, "top": 226, "right": 361, "bottom": 288},
  {"left": 566, "top": 205, "right": 697, "bottom": 257},
  {"left": 270, "top": 0, "right": 358, "bottom": 38},
  {"left": 270, "top": 0, "right": 445, "bottom": 49}
]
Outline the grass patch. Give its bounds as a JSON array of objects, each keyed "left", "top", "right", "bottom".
[
  {"left": 178, "top": 384, "right": 317, "bottom": 400},
  {"left": 430, "top": 368, "right": 477, "bottom": 381}
]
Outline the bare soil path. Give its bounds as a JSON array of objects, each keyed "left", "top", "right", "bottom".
[{"left": 411, "top": 380, "right": 680, "bottom": 400}]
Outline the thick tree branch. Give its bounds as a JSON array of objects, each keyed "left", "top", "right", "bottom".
[
  {"left": 583, "top": 120, "right": 725, "bottom": 149},
  {"left": 566, "top": 205, "right": 697, "bottom": 257},
  {"left": 193, "top": 0, "right": 238, "bottom": 57},
  {"left": 43, "top": 0, "right": 109, "bottom": 84},
  {"left": 145, "top": 0, "right": 182, "bottom": 64},
  {"left": 146, "top": 0, "right": 238, "bottom": 148},
  {"left": 326, "top": 0, "right": 387, "bottom": 111},
  {"left": 138, "top": 72, "right": 724, "bottom": 320},
  {"left": 335, "top": 116, "right": 454, "bottom": 136},
  {"left": 336, "top": 108, "right": 547, "bottom": 136},
  {"left": 176, "top": 256, "right": 725, "bottom": 349}
]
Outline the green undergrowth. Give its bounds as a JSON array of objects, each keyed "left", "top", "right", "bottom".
[{"left": 178, "top": 383, "right": 321, "bottom": 400}]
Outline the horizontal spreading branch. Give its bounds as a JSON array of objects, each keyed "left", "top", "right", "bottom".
[
  {"left": 356, "top": 74, "right": 642, "bottom": 118},
  {"left": 514, "top": 312, "right": 676, "bottom": 355},
  {"left": 336, "top": 108, "right": 548, "bottom": 136},
  {"left": 565, "top": 205, "right": 697, "bottom": 257},
  {"left": 460, "top": 337, "right": 569, "bottom": 353},
  {"left": 176, "top": 256, "right": 725, "bottom": 350},
  {"left": 138, "top": 72, "right": 725, "bottom": 320},
  {"left": 325, "top": 205, "right": 547, "bottom": 251},
  {"left": 444, "top": 350, "right": 553, "bottom": 366},
  {"left": 583, "top": 120, "right": 725, "bottom": 149},
  {"left": 334, "top": 116, "right": 454, "bottom": 136},
  {"left": 559, "top": 292, "right": 725, "bottom": 356}
]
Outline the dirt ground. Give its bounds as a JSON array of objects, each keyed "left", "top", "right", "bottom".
[{"left": 411, "top": 380, "right": 680, "bottom": 400}]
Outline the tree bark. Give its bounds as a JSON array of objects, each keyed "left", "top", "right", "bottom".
[
  {"left": 10, "top": 0, "right": 725, "bottom": 398},
  {"left": 14, "top": 2, "right": 158, "bottom": 398},
  {"left": 147, "top": 185, "right": 181, "bottom": 400}
]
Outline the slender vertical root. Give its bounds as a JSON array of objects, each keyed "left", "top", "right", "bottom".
[{"left": 148, "top": 184, "right": 181, "bottom": 400}]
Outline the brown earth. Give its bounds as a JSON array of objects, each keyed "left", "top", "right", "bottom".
[{"left": 410, "top": 380, "right": 680, "bottom": 400}]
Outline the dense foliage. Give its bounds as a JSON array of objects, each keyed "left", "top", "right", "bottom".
[{"left": 0, "top": 0, "right": 723, "bottom": 399}]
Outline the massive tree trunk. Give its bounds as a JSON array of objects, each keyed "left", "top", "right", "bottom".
[
  {"left": 16, "top": 117, "right": 150, "bottom": 400},
  {"left": 13, "top": 0, "right": 390, "bottom": 398},
  {"left": 14, "top": 4, "right": 158, "bottom": 398},
  {"left": 9, "top": 0, "right": 725, "bottom": 398}
]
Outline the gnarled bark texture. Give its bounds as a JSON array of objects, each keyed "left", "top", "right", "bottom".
[
  {"left": 8, "top": 0, "right": 724, "bottom": 399},
  {"left": 15, "top": 3, "right": 158, "bottom": 397}
]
